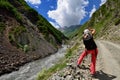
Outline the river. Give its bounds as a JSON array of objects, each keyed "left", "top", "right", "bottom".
[{"left": 0, "top": 45, "right": 68, "bottom": 80}]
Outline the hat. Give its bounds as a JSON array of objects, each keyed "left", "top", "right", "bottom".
[{"left": 83, "top": 29, "right": 90, "bottom": 34}]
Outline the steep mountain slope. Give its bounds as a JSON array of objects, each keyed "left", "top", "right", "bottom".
[
  {"left": 0, "top": 0, "right": 67, "bottom": 75},
  {"left": 72, "top": 0, "right": 120, "bottom": 43}
]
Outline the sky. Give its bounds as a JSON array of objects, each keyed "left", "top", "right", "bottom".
[{"left": 25, "top": 0, "right": 107, "bottom": 28}]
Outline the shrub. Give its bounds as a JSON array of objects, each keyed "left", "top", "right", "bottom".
[{"left": 115, "top": 18, "right": 120, "bottom": 25}]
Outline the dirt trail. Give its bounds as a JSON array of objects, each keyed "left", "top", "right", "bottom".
[
  {"left": 95, "top": 40, "right": 120, "bottom": 80},
  {"left": 48, "top": 40, "right": 120, "bottom": 80}
]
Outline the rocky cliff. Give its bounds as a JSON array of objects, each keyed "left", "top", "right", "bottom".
[{"left": 0, "top": 0, "right": 67, "bottom": 75}]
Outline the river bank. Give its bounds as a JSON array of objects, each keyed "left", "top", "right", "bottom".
[{"left": 0, "top": 45, "right": 68, "bottom": 80}]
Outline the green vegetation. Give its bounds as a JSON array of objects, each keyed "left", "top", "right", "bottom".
[
  {"left": 36, "top": 59, "right": 66, "bottom": 80},
  {"left": 115, "top": 18, "right": 120, "bottom": 25},
  {"left": 65, "top": 49, "right": 72, "bottom": 59},
  {"left": 62, "top": 25, "right": 81, "bottom": 38},
  {"left": 37, "top": 17, "right": 66, "bottom": 44},
  {"left": 70, "top": 0, "right": 120, "bottom": 39},
  {"left": 23, "top": 44, "right": 29, "bottom": 52},
  {"left": 36, "top": 43, "right": 79, "bottom": 80},
  {"left": 9, "top": 26, "right": 27, "bottom": 50},
  {"left": 15, "top": 0, "right": 66, "bottom": 45},
  {"left": 9, "top": 26, "right": 26, "bottom": 37},
  {"left": 0, "top": 0, "right": 22, "bottom": 22},
  {"left": 18, "top": 0, "right": 32, "bottom": 10}
]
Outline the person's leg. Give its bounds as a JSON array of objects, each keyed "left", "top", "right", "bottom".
[
  {"left": 95, "top": 48, "right": 98, "bottom": 58},
  {"left": 77, "top": 50, "right": 87, "bottom": 65},
  {"left": 90, "top": 49, "right": 98, "bottom": 74}
]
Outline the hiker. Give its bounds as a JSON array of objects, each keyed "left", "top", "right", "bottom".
[{"left": 77, "top": 28, "right": 98, "bottom": 76}]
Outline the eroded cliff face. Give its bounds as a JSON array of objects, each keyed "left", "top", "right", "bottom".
[{"left": 0, "top": 0, "right": 66, "bottom": 75}]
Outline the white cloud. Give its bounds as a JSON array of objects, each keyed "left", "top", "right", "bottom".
[
  {"left": 25, "top": 0, "right": 41, "bottom": 5},
  {"left": 47, "top": 0, "right": 89, "bottom": 27},
  {"left": 89, "top": 5, "right": 96, "bottom": 17},
  {"left": 100, "top": 0, "right": 107, "bottom": 6}
]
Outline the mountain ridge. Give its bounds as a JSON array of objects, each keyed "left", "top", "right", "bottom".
[{"left": 59, "top": 25, "right": 81, "bottom": 38}]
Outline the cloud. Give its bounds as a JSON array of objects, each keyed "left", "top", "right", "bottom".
[
  {"left": 25, "top": 0, "right": 41, "bottom": 5},
  {"left": 89, "top": 5, "right": 96, "bottom": 17},
  {"left": 47, "top": 0, "right": 89, "bottom": 27},
  {"left": 100, "top": 0, "right": 107, "bottom": 6}
]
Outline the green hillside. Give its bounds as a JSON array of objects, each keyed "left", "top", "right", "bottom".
[
  {"left": 59, "top": 25, "right": 81, "bottom": 38},
  {"left": 72, "top": 0, "right": 120, "bottom": 41}
]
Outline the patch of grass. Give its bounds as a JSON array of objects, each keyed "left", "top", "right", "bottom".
[
  {"left": 36, "top": 43, "right": 79, "bottom": 80},
  {"left": 65, "top": 49, "right": 72, "bottom": 59},
  {"left": 0, "top": 0, "right": 22, "bottom": 22},
  {"left": 36, "top": 59, "right": 66, "bottom": 80},
  {"left": 65, "top": 43, "right": 79, "bottom": 59}
]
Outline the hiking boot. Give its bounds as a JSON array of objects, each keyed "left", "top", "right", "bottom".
[
  {"left": 77, "top": 65, "right": 81, "bottom": 69},
  {"left": 90, "top": 74, "right": 97, "bottom": 78}
]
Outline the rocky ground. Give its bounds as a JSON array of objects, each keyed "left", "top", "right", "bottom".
[
  {"left": 0, "top": 35, "right": 53, "bottom": 76},
  {"left": 48, "top": 40, "right": 120, "bottom": 80},
  {"left": 48, "top": 56, "right": 92, "bottom": 80},
  {"left": 0, "top": 45, "right": 40, "bottom": 76},
  {"left": 48, "top": 43, "right": 93, "bottom": 80}
]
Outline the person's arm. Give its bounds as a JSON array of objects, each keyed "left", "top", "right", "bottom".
[{"left": 89, "top": 29, "right": 95, "bottom": 35}]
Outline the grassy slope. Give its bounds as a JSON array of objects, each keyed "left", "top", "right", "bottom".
[
  {"left": 71, "top": 0, "right": 120, "bottom": 40},
  {"left": 62, "top": 25, "right": 81, "bottom": 38}
]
